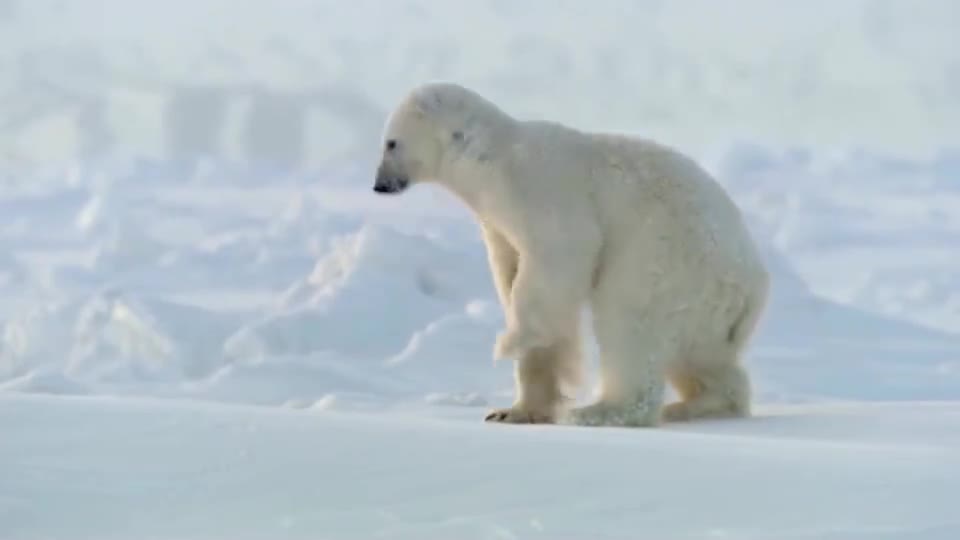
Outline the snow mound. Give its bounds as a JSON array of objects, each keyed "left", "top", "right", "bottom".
[
  {"left": 1, "top": 290, "right": 238, "bottom": 387},
  {"left": 181, "top": 355, "right": 411, "bottom": 408},
  {"left": 386, "top": 300, "right": 509, "bottom": 393},
  {"left": 2, "top": 151, "right": 960, "bottom": 408},
  {"left": 0, "top": 250, "right": 25, "bottom": 288},
  {"left": 74, "top": 192, "right": 110, "bottom": 234},
  {"left": 1, "top": 300, "right": 77, "bottom": 380},
  {"left": 0, "top": 370, "right": 90, "bottom": 396},
  {"left": 423, "top": 391, "right": 489, "bottom": 408},
  {"left": 225, "top": 224, "right": 492, "bottom": 363},
  {"left": 712, "top": 143, "right": 960, "bottom": 333},
  {"left": 89, "top": 226, "right": 173, "bottom": 274}
]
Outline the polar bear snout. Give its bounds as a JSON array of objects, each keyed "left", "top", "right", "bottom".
[
  {"left": 372, "top": 176, "right": 408, "bottom": 194},
  {"left": 373, "top": 165, "right": 410, "bottom": 194}
]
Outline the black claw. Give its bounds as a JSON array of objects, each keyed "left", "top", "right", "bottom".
[{"left": 485, "top": 411, "right": 507, "bottom": 422}]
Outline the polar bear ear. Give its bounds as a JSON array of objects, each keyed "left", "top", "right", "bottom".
[
  {"left": 411, "top": 90, "right": 445, "bottom": 118},
  {"left": 449, "top": 126, "right": 491, "bottom": 162},
  {"left": 450, "top": 128, "right": 474, "bottom": 150}
]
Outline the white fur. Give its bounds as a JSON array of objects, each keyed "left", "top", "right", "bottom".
[{"left": 375, "top": 82, "right": 770, "bottom": 427}]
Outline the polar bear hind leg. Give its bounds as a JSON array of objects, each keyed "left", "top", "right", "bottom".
[
  {"left": 661, "top": 362, "right": 751, "bottom": 422},
  {"left": 562, "top": 254, "right": 681, "bottom": 428},
  {"left": 564, "top": 304, "right": 677, "bottom": 428},
  {"left": 662, "top": 293, "right": 763, "bottom": 422}
]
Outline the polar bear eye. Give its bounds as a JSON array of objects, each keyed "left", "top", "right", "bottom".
[{"left": 385, "top": 139, "right": 397, "bottom": 152}]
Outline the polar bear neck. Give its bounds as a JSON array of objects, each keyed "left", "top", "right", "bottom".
[{"left": 437, "top": 120, "right": 517, "bottom": 212}]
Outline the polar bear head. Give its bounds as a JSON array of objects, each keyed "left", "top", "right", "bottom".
[{"left": 373, "top": 82, "right": 512, "bottom": 196}]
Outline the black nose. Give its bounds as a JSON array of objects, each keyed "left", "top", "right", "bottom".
[{"left": 373, "top": 177, "right": 409, "bottom": 194}]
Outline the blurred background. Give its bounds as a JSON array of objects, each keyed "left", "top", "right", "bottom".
[
  {"left": 3, "top": 0, "right": 958, "bottom": 332},
  {"left": 2, "top": 0, "right": 957, "bottom": 169}
]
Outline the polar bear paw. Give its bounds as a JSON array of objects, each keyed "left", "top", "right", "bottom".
[
  {"left": 563, "top": 401, "right": 661, "bottom": 428},
  {"left": 660, "top": 401, "right": 693, "bottom": 422},
  {"left": 484, "top": 406, "right": 555, "bottom": 424},
  {"left": 660, "top": 398, "right": 749, "bottom": 423}
]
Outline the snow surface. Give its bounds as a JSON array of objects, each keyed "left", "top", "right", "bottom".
[
  {"left": 4, "top": 395, "right": 959, "bottom": 540},
  {"left": 2, "top": 148, "right": 959, "bottom": 540},
  {"left": 3, "top": 2, "right": 960, "bottom": 539}
]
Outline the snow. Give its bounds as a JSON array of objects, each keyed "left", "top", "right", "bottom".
[
  {"left": 4, "top": 154, "right": 959, "bottom": 540},
  {"left": 2, "top": 2, "right": 960, "bottom": 539},
  {"left": 3, "top": 395, "right": 959, "bottom": 540}
]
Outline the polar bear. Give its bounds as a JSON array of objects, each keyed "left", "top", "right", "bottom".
[{"left": 372, "top": 82, "right": 769, "bottom": 427}]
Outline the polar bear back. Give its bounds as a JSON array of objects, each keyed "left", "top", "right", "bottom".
[{"left": 497, "top": 121, "right": 761, "bottom": 281}]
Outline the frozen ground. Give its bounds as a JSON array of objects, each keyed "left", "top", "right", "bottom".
[
  {"left": 3, "top": 395, "right": 959, "bottom": 540},
  {"left": 1, "top": 144, "right": 959, "bottom": 539}
]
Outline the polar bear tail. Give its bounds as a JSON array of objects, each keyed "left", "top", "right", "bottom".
[{"left": 726, "top": 272, "right": 770, "bottom": 357}]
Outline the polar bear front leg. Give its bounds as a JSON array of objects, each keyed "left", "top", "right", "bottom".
[
  {"left": 492, "top": 253, "right": 592, "bottom": 361},
  {"left": 492, "top": 226, "right": 599, "bottom": 362},
  {"left": 480, "top": 225, "right": 518, "bottom": 309},
  {"left": 481, "top": 226, "right": 582, "bottom": 423},
  {"left": 485, "top": 225, "right": 596, "bottom": 424},
  {"left": 485, "top": 336, "right": 581, "bottom": 424}
]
